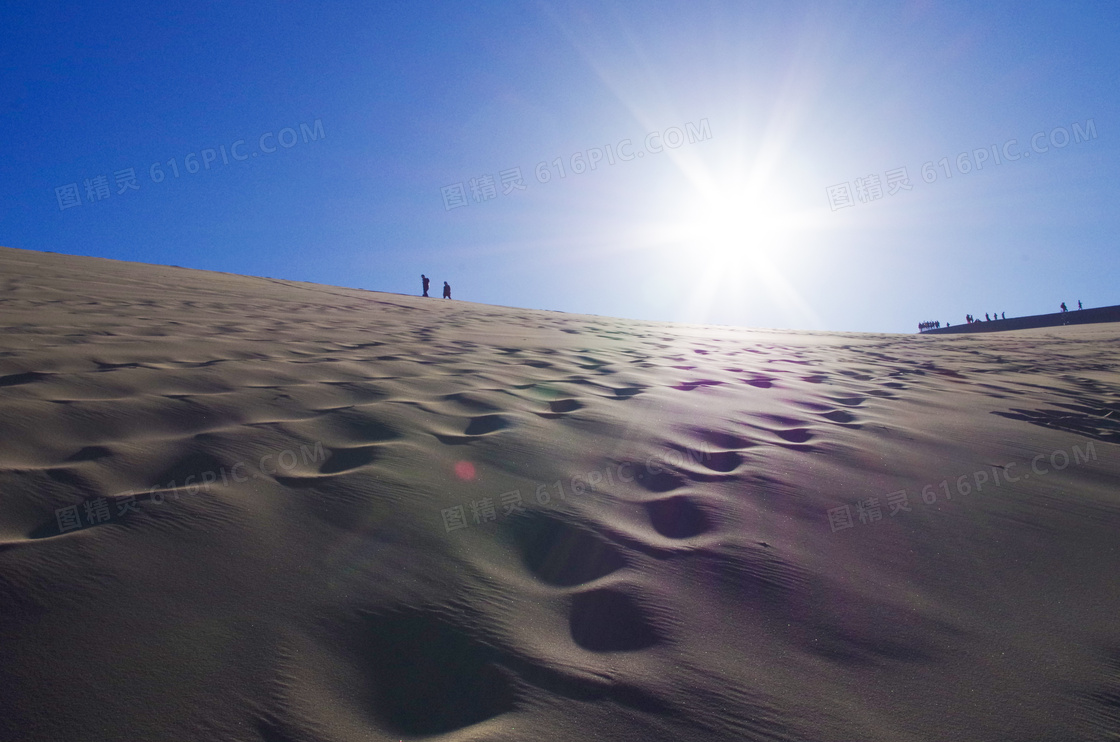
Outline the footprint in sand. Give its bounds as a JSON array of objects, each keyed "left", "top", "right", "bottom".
[
  {"left": 66, "top": 445, "right": 114, "bottom": 462},
  {"left": 548, "top": 398, "right": 582, "bottom": 413},
  {"left": 151, "top": 450, "right": 229, "bottom": 487},
  {"left": 633, "top": 465, "right": 688, "bottom": 493},
  {"left": 792, "top": 401, "right": 861, "bottom": 426},
  {"left": 828, "top": 394, "right": 866, "bottom": 407},
  {"left": 661, "top": 444, "right": 743, "bottom": 479},
  {"left": 774, "top": 428, "right": 814, "bottom": 444},
  {"left": 569, "top": 588, "right": 661, "bottom": 652},
  {"left": 432, "top": 413, "right": 514, "bottom": 445},
  {"left": 697, "top": 449, "right": 742, "bottom": 473},
  {"left": 645, "top": 495, "right": 712, "bottom": 539},
  {"left": 535, "top": 398, "right": 584, "bottom": 419},
  {"left": 672, "top": 379, "right": 724, "bottom": 392},
  {"left": 689, "top": 428, "right": 753, "bottom": 450},
  {"left": 463, "top": 414, "right": 510, "bottom": 436},
  {"left": 508, "top": 512, "right": 628, "bottom": 587},
  {"left": 820, "top": 409, "right": 859, "bottom": 424},
  {"left": 506, "top": 513, "right": 662, "bottom": 654},
  {"left": 745, "top": 415, "right": 818, "bottom": 448},
  {"left": 0, "top": 371, "right": 50, "bottom": 387},
  {"left": 349, "top": 610, "right": 517, "bottom": 736},
  {"left": 317, "top": 446, "right": 380, "bottom": 474}
]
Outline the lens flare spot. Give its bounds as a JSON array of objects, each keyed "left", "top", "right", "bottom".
[{"left": 454, "top": 461, "right": 476, "bottom": 480}]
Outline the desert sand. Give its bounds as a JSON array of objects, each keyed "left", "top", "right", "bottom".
[{"left": 0, "top": 244, "right": 1118, "bottom": 741}]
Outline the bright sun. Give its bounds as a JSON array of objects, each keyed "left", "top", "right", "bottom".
[
  {"left": 616, "top": 145, "right": 825, "bottom": 326},
  {"left": 666, "top": 188, "right": 791, "bottom": 267}
]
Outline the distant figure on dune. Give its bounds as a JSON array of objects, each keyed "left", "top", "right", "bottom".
[
  {"left": 443, "top": 281, "right": 451, "bottom": 299},
  {"left": 1061, "top": 302, "right": 1068, "bottom": 312},
  {"left": 985, "top": 313, "right": 990, "bottom": 321},
  {"left": 421, "top": 274, "right": 430, "bottom": 297},
  {"left": 1078, "top": 300, "right": 1083, "bottom": 310},
  {"left": 1001, "top": 312, "right": 1005, "bottom": 319}
]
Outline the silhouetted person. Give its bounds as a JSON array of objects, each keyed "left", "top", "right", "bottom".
[
  {"left": 421, "top": 274, "right": 430, "bottom": 297},
  {"left": 1001, "top": 312, "right": 1005, "bottom": 319},
  {"left": 1078, "top": 300, "right": 1082, "bottom": 310},
  {"left": 1060, "top": 302, "right": 1067, "bottom": 312},
  {"left": 985, "top": 313, "right": 990, "bottom": 321},
  {"left": 443, "top": 281, "right": 451, "bottom": 299}
]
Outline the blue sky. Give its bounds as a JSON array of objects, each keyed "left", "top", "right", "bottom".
[{"left": 2, "top": 1, "right": 1116, "bottom": 333}]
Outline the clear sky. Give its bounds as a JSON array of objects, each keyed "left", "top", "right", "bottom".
[{"left": 2, "top": 1, "right": 1116, "bottom": 333}]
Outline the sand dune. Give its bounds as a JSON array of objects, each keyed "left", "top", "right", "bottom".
[{"left": 1, "top": 245, "right": 1118, "bottom": 741}]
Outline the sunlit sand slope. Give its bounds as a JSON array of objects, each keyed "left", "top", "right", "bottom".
[{"left": 1, "top": 245, "right": 1118, "bottom": 742}]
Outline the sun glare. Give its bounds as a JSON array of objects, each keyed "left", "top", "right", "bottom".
[
  {"left": 625, "top": 174, "right": 825, "bottom": 328},
  {"left": 667, "top": 188, "right": 793, "bottom": 267}
]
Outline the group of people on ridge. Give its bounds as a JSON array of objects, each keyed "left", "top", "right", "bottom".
[
  {"left": 925, "top": 300, "right": 1087, "bottom": 332},
  {"left": 421, "top": 274, "right": 451, "bottom": 299},
  {"left": 967, "top": 312, "right": 1005, "bottom": 324}
]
